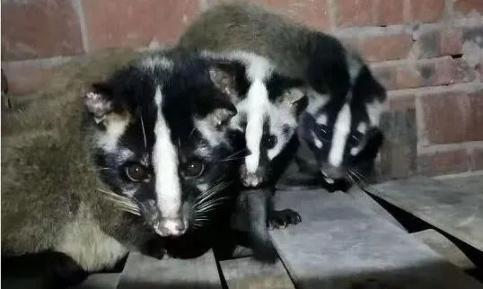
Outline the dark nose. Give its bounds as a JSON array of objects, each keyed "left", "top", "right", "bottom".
[
  {"left": 321, "top": 164, "right": 345, "bottom": 179},
  {"left": 155, "top": 218, "right": 187, "bottom": 237},
  {"left": 240, "top": 164, "right": 265, "bottom": 188}
]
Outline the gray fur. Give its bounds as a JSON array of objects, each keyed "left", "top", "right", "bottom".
[{"left": 179, "top": 3, "right": 310, "bottom": 80}]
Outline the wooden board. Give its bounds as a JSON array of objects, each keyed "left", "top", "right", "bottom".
[
  {"left": 346, "top": 186, "right": 404, "bottom": 229},
  {"left": 220, "top": 257, "right": 295, "bottom": 289},
  {"left": 269, "top": 189, "right": 482, "bottom": 289},
  {"left": 372, "top": 176, "right": 483, "bottom": 251},
  {"left": 438, "top": 174, "right": 483, "bottom": 194},
  {"left": 412, "top": 229, "right": 475, "bottom": 270},
  {"left": 74, "top": 273, "right": 121, "bottom": 289},
  {"left": 117, "top": 250, "right": 222, "bottom": 289}
]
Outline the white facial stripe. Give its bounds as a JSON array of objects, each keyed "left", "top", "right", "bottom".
[
  {"left": 244, "top": 80, "right": 269, "bottom": 173},
  {"left": 194, "top": 118, "right": 224, "bottom": 147},
  {"left": 152, "top": 86, "right": 182, "bottom": 220},
  {"left": 350, "top": 147, "right": 361, "bottom": 156},
  {"left": 316, "top": 114, "right": 328, "bottom": 126},
  {"left": 96, "top": 114, "right": 129, "bottom": 152},
  {"left": 328, "top": 104, "right": 351, "bottom": 167},
  {"left": 266, "top": 102, "right": 297, "bottom": 160},
  {"left": 306, "top": 89, "right": 330, "bottom": 115},
  {"left": 367, "top": 100, "right": 384, "bottom": 126},
  {"left": 346, "top": 53, "right": 363, "bottom": 84},
  {"left": 357, "top": 122, "right": 368, "bottom": 134},
  {"left": 116, "top": 149, "right": 135, "bottom": 163},
  {"left": 312, "top": 131, "right": 323, "bottom": 149}
]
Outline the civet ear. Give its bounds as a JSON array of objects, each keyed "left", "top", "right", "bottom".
[
  {"left": 83, "top": 82, "right": 116, "bottom": 124},
  {"left": 209, "top": 60, "right": 250, "bottom": 101}
]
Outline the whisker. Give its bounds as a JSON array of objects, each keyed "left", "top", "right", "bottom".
[
  {"left": 216, "top": 156, "right": 246, "bottom": 162},
  {"left": 97, "top": 188, "right": 141, "bottom": 216},
  {"left": 139, "top": 112, "right": 148, "bottom": 150},
  {"left": 220, "top": 148, "right": 247, "bottom": 162},
  {"left": 96, "top": 167, "right": 114, "bottom": 172},
  {"left": 188, "top": 128, "right": 196, "bottom": 140}
]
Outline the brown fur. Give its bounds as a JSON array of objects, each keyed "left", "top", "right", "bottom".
[{"left": 1, "top": 49, "right": 157, "bottom": 271}]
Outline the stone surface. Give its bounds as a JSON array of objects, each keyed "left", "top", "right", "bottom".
[
  {"left": 1, "top": 0, "right": 84, "bottom": 61},
  {"left": 270, "top": 189, "right": 483, "bottom": 289},
  {"left": 117, "top": 251, "right": 222, "bottom": 289},
  {"left": 373, "top": 176, "right": 483, "bottom": 251},
  {"left": 221, "top": 257, "right": 295, "bottom": 289}
]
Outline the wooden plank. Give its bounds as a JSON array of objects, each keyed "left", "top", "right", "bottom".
[
  {"left": 74, "top": 273, "right": 121, "bottom": 289},
  {"left": 412, "top": 229, "right": 475, "bottom": 270},
  {"left": 372, "top": 176, "right": 483, "bottom": 251},
  {"left": 437, "top": 174, "right": 483, "bottom": 194},
  {"left": 117, "top": 250, "right": 222, "bottom": 289},
  {"left": 269, "top": 189, "right": 482, "bottom": 289},
  {"left": 346, "top": 186, "right": 404, "bottom": 229},
  {"left": 220, "top": 257, "right": 295, "bottom": 289}
]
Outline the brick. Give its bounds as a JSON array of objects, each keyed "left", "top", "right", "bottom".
[
  {"left": 82, "top": 0, "right": 200, "bottom": 50},
  {"left": 355, "top": 33, "right": 413, "bottom": 62},
  {"left": 480, "top": 57, "right": 483, "bottom": 82},
  {"left": 454, "top": 0, "right": 483, "bottom": 15},
  {"left": 462, "top": 26, "right": 483, "bottom": 48},
  {"left": 441, "top": 29, "right": 464, "bottom": 56},
  {"left": 375, "top": 0, "right": 405, "bottom": 26},
  {"left": 418, "top": 149, "right": 470, "bottom": 176},
  {"left": 335, "top": 0, "right": 405, "bottom": 27},
  {"left": 470, "top": 146, "right": 483, "bottom": 170},
  {"left": 419, "top": 90, "right": 470, "bottom": 145},
  {"left": 258, "top": 0, "right": 330, "bottom": 30},
  {"left": 336, "top": 0, "right": 373, "bottom": 27},
  {"left": 415, "top": 28, "right": 463, "bottom": 58},
  {"left": 409, "top": 0, "right": 445, "bottom": 23},
  {"left": 467, "top": 89, "right": 483, "bottom": 141},
  {"left": 1, "top": 0, "right": 83, "bottom": 61},
  {"left": 373, "top": 57, "right": 475, "bottom": 90},
  {"left": 388, "top": 93, "right": 416, "bottom": 111}
]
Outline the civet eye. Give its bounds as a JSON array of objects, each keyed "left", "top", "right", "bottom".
[
  {"left": 319, "top": 125, "right": 329, "bottom": 134},
  {"left": 125, "top": 163, "right": 149, "bottom": 182},
  {"left": 182, "top": 159, "right": 205, "bottom": 178},
  {"left": 350, "top": 134, "right": 362, "bottom": 146},
  {"left": 263, "top": 135, "right": 277, "bottom": 149}
]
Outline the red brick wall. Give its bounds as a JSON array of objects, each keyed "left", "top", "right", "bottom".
[{"left": 2, "top": 0, "right": 483, "bottom": 177}]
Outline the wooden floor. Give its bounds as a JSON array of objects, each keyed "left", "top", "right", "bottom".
[{"left": 68, "top": 175, "right": 483, "bottom": 289}]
